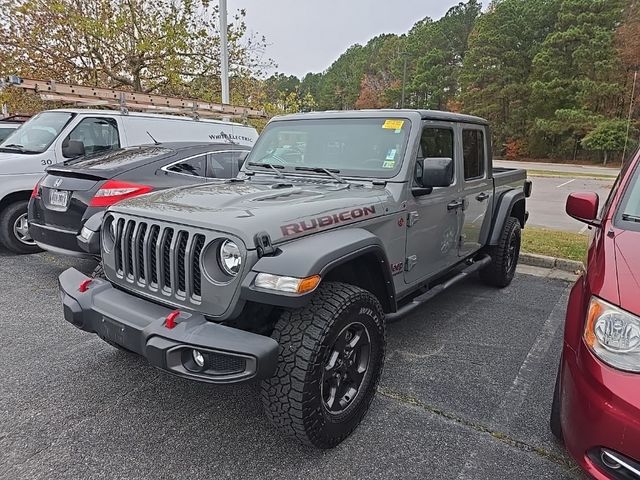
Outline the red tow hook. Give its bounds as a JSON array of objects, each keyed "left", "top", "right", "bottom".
[
  {"left": 78, "top": 279, "right": 93, "bottom": 292},
  {"left": 165, "top": 310, "right": 181, "bottom": 329}
]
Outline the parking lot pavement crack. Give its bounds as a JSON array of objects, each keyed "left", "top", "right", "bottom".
[{"left": 377, "top": 386, "right": 575, "bottom": 470}]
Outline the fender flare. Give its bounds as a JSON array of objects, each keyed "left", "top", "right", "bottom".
[
  {"left": 487, "top": 190, "right": 525, "bottom": 245},
  {"left": 240, "top": 228, "right": 395, "bottom": 309}
]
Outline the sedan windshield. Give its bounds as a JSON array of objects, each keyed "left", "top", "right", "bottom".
[
  {"left": 0, "top": 112, "right": 74, "bottom": 154},
  {"left": 245, "top": 118, "right": 411, "bottom": 178}
]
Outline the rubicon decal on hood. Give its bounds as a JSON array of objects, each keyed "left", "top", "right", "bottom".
[{"left": 281, "top": 205, "right": 377, "bottom": 237}]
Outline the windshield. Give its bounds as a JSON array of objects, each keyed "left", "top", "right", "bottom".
[
  {"left": 620, "top": 156, "right": 640, "bottom": 222},
  {"left": 246, "top": 118, "right": 411, "bottom": 178},
  {"left": 0, "top": 112, "right": 74, "bottom": 154}
]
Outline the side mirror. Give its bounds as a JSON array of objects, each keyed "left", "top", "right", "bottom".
[
  {"left": 62, "top": 139, "right": 85, "bottom": 158},
  {"left": 413, "top": 157, "right": 454, "bottom": 196},
  {"left": 566, "top": 192, "right": 600, "bottom": 226}
]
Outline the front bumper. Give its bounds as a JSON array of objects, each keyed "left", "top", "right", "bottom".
[
  {"left": 561, "top": 341, "right": 640, "bottom": 479},
  {"left": 59, "top": 268, "right": 279, "bottom": 384}
]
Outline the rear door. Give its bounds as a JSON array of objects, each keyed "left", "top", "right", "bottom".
[{"left": 458, "top": 126, "right": 492, "bottom": 257}]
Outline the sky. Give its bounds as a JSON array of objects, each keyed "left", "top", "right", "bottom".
[{"left": 229, "top": 0, "right": 488, "bottom": 78}]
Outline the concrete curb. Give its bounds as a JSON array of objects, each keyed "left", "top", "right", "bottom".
[{"left": 520, "top": 252, "right": 584, "bottom": 273}]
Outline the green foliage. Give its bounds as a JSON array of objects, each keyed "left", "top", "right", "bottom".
[
  {"left": 581, "top": 119, "right": 635, "bottom": 164},
  {"left": 0, "top": 0, "right": 273, "bottom": 104}
]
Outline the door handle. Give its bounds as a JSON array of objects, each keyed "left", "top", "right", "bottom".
[
  {"left": 476, "top": 192, "right": 490, "bottom": 201},
  {"left": 447, "top": 200, "right": 464, "bottom": 211}
]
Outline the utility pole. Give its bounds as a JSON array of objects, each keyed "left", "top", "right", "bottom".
[
  {"left": 401, "top": 55, "right": 408, "bottom": 109},
  {"left": 622, "top": 69, "right": 638, "bottom": 164},
  {"left": 219, "top": 0, "right": 230, "bottom": 105}
]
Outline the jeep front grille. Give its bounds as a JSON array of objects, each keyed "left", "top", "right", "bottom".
[{"left": 113, "top": 218, "right": 206, "bottom": 303}]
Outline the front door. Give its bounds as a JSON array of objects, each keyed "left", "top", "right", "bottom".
[
  {"left": 459, "top": 126, "right": 492, "bottom": 257},
  {"left": 404, "top": 124, "right": 461, "bottom": 284}
]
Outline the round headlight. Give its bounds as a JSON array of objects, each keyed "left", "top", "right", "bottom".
[{"left": 219, "top": 239, "right": 242, "bottom": 276}]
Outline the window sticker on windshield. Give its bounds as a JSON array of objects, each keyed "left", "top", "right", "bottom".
[
  {"left": 386, "top": 148, "right": 397, "bottom": 160},
  {"left": 382, "top": 119, "right": 404, "bottom": 130},
  {"left": 382, "top": 160, "right": 396, "bottom": 169}
]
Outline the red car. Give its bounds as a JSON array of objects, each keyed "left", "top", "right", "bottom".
[{"left": 552, "top": 148, "right": 640, "bottom": 479}]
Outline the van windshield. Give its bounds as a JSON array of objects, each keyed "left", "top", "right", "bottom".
[
  {"left": 245, "top": 118, "right": 411, "bottom": 178},
  {"left": 0, "top": 112, "right": 74, "bottom": 154}
]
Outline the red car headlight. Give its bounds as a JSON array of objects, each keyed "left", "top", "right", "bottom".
[{"left": 584, "top": 296, "right": 640, "bottom": 373}]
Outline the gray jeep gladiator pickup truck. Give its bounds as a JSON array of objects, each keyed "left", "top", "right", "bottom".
[{"left": 58, "top": 110, "right": 531, "bottom": 448}]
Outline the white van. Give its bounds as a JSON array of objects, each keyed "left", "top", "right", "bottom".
[{"left": 0, "top": 109, "right": 258, "bottom": 253}]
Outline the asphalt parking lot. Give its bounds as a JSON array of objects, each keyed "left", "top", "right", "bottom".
[{"left": 0, "top": 249, "right": 586, "bottom": 480}]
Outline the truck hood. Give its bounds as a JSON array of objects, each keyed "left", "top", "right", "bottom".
[
  {"left": 110, "top": 177, "right": 394, "bottom": 248},
  {"left": 613, "top": 230, "right": 640, "bottom": 315}
]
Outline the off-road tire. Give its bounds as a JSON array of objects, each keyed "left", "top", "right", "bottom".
[
  {"left": 261, "top": 282, "right": 386, "bottom": 449},
  {"left": 0, "top": 200, "right": 42, "bottom": 254},
  {"left": 480, "top": 216, "right": 521, "bottom": 288},
  {"left": 92, "top": 262, "right": 106, "bottom": 279},
  {"left": 550, "top": 365, "right": 563, "bottom": 441}
]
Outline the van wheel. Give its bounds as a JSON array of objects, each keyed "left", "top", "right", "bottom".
[
  {"left": 480, "top": 216, "right": 521, "bottom": 288},
  {"left": 261, "top": 282, "right": 385, "bottom": 448},
  {"left": 0, "top": 200, "right": 43, "bottom": 254}
]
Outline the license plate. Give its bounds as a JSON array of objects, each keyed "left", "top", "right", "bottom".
[
  {"left": 97, "top": 316, "right": 126, "bottom": 346},
  {"left": 48, "top": 189, "right": 69, "bottom": 209}
]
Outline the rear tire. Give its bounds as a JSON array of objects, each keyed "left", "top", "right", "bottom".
[
  {"left": 480, "top": 216, "right": 521, "bottom": 288},
  {"left": 0, "top": 200, "right": 43, "bottom": 254},
  {"left": 261, "top": 282, "right": 386, "bottom": 448}
]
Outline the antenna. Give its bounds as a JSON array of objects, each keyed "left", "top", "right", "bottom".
[{"left": 146, "top": 131, "right": 160, "bottom": 145}]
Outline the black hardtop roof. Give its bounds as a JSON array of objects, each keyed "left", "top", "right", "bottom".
[{"left": 273, "top": 109, "right": 489, "bottom": 126}]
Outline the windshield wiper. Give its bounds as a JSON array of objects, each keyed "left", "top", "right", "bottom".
[
  {"left": 247, "top": 161, "right": 285, "bottom": 178},
  {"left": 622, "top": 213, "right": 640, "bottom": 223},
  {"left": 0, "top": 144, "right": 39, "bottom": 154},
  {"left": 295, "top": 166, "right": 346, "bottom": 184}
]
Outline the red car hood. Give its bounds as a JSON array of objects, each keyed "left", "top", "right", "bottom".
[{"left": 614, "top": 230, "right": 640, "bottom": 315}]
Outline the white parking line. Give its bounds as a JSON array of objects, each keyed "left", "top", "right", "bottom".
[
  {"left": 556, "top": 179, "right": 575, "bottom": 188},
  {"left": 579, "top": 224, "right": 589, "bottom": 234}
]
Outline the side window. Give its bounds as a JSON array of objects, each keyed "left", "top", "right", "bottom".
[
  {"left": 206, "top": 151, "right": 249, "bottom": 179},
  {"left": 167, "top": 154, "right": 207, "bottom": 177},
  {"left": 462, "top": 129, "right": 486, "bottom": 180},
  {"left": 416, "top": 127, "right": 454, "bottom": 186},
  {"left": 62, "top": 117, "right": 120, "bottom": 157}
]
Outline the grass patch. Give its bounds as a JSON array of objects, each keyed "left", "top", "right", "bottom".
[
  {"left": 522, "top": 227, "right": 589, "bottom": 262},
  {"left": 526, "top": 169, "right": 617, "bottom": 180}
]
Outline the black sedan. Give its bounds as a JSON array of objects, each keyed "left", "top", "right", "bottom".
[{"left": 28, "top": 142, "right": 249, "bottom": 257}]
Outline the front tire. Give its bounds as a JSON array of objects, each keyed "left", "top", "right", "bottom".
[
  {"left": 261, "top": 282, "right": 386, "bottom": 448},
  {"left": 480, "top": 216, "right": 521, "bottom": 288},
  {"left": 550, "top": 365, "right": 563, "bottom": 441},
  {"left": 0, "top": 200, "right": 43, "bottom": 254}
]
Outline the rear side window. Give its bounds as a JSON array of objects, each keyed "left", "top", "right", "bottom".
[
  {"left": 63, "top": 117, "right": 120, "bottom": 157},
  {"left": 168, "top": 154, "right": 207, "bottom": 177},
  {"left": 462, "top": 129, "right": 486, "bottom": 180},
  {"left": 206, "top": 151, "right": 248, "bottom": 178}
]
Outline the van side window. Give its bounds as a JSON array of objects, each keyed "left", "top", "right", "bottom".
[
  {"left": 462, "top": 129, "right": 485, "bottom": 180},
  {"left": 416, "top": 128, "right": 454, "bottom": 185},
  {"left": 206, "top": 151, "right": 249, "bottom": 178},
  {"left": 63, "top": 117, "right": 120, "bottom": 157},
  {"left": 168, "top": 154, "right": 207, "bottom": 177}
]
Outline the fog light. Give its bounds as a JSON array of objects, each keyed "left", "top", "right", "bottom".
[{"left": 192, "top": 349, "right": 205, "bottom": 368}]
